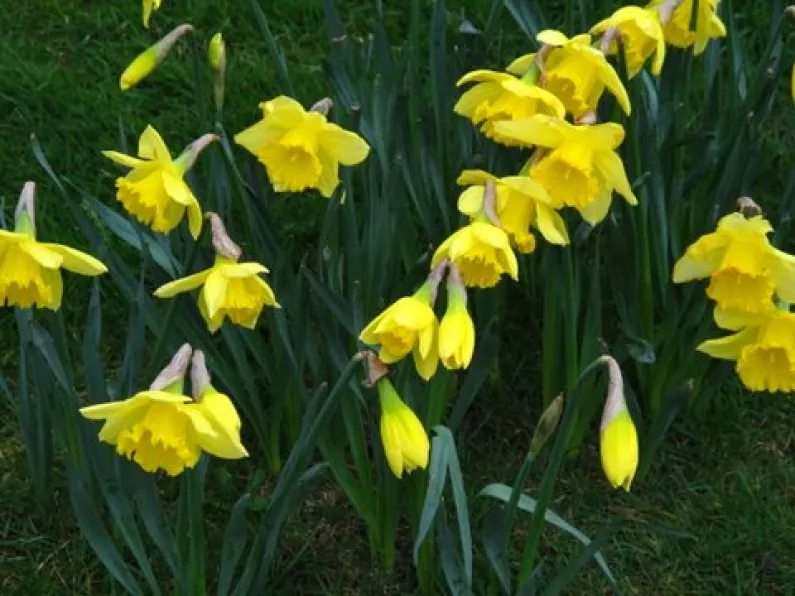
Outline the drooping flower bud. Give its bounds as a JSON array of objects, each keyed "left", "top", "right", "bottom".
[
  {"left": 120, "top": 24, "right": 194, "bottom": 91},
  {"left": 598, "top": 356, "right": 638, "bottom": 491},
  {"left": 529, "top": 394, "right": 564, "bottom": 456},
  {"left": 438, "top": 265, "right": 476, "bottom": 370}
]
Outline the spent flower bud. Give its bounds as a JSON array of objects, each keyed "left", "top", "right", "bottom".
[
  {"left": 150, "top": 343, "right": 193, "bottom": 392},
  {"left": 529, "top": 394, "right": 564, "bottom": 456}
]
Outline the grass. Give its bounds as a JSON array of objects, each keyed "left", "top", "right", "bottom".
[{"left": 1, "top": 0, "right": 794, "bottom": 594}]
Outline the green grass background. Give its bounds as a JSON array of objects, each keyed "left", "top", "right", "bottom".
[{"left": 1, "top": 0, "right": 794, "bottom": 594}]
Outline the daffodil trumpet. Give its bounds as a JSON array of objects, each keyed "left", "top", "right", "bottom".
[
  {"left": 154, "top": 213, "right": 280, "bottom": 333},
  {"left": 0, "top": 181, "right": 107, "bottom": 309},
  {"left": 120, "top": 23, "right": 194, "bottom": 91}
]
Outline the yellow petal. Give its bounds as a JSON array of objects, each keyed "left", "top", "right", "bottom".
[
  {"left": 320, "top": 126, "right": 370, "bottom": 165},
  {"left": 672, "top": 233, "right": 728, "bottom": 283},
  {"left": 154, "top": 269, "right": 212, "bottom": 298},
  {"left": 714, "top": 307, "right": 771, "bottom": 331},
  {"left": 456, "top": 169, "right": 493, "bottom": 187},
  {"left": 42, "top": 244, "right": 107, "bottom": 276},
  {"left": 492, "top": 115, "right": 566, "bottom": 149},
  {"left": 579, "top": 191, "right": 614, "bottom": 225},
  {"left": 20, "top": 242, "right": 63, "bottom": 269},
  {"left": 413, "top": 342, "right": 439, "bottom": 381},
  {"left": 190, "top": 393, "right": 248, "bottom": 459},
  {"left": 203, "top": 269, "right": 227, "bottom": 317},
  {"left": 534, "top": 203, "right": 570, "bottom": 245},
  {"left": 536, "top": 29, "right": 570, "bottom": 47},
  {"left": 595, "top": 151, "right": 636, "bottom": 205},
  {"left": 697, "top": 327, "right": 759, "bottom": 360},
  {"left": 186, "top": 200, "right": 202, "bottom": 239},
  {"left": 457, "top": 186, "right": 485, "bottom": 216},
  {"left": 769, "top": 249, "right": 795, "bottom": 304},
  {"left": 506, "top": 53, "right": 536, "bottom": 76},
  {"left": 98, "top": 403, "right": 149, "bottom": 443},
  {"left": 220, "top": 262, "right": 269, "bottom": 278},
  {"left": 456, "top": 69, "right": 510, "bottom": 86},
  {"left": 102, "top": 151, "right": 145, "bottom": 168},
  {"left": 138, "top": 125, "right": 172, "bottom": 162}
]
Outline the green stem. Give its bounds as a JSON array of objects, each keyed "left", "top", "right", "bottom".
[{"left": 145, "top": 226, "right": 207, "bottom": 380}]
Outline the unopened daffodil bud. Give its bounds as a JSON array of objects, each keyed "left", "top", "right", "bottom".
[
  {"left": 208, "top": 33, "right": 227, "bottom": 111},
  {"left": 598, "top": 356, "right": 638, "bottom": 491},
  {"left": 0, "top": 181, "right": 107, "bottom": 310},
  {"left": 376, "top": 375, "right": 429, "bottom": 478},
  {"left": 529, "top": 394, "right": 564, "bottom": 456},
  {"left": 120, "top": 23, "right": 193, "bottom": 91},
  {"left": 438, "top": 265, "right": 476, "bottom": 370},
  {"left": 154, "top": 213, "right": 279, "bottom": 333}
]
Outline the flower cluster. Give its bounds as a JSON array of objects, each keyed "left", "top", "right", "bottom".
[
  {"left": 356, "top": 0, "right": 727, "bottom": 484},
  {"left": 674, "top": 204, "right": 795, "bottom": 393}
]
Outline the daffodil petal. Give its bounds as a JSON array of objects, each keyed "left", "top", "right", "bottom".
[
  {"left": 102, "top": 151, "right": 146, "bottom": 168},
  {"left": 154, "top": 269, "right": 212, "bottom": 298},
  {"left": 320, "top": 126, "right": 370, "bottom": 165},
  {"left": 43, "top": 244, "right": 107, "bottom": 275},
  {"left": 138, "top": 125, "right": 172, "bottom": 162},
  {"left": 697, "top": 327, "right": 759, "bottom": 360}
]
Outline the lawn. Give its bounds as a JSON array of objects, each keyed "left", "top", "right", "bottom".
[{"left": 1, "top": 0, "right": 794, "bottom": 594}]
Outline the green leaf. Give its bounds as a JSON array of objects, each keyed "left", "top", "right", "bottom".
[
  {"left": 503, "top": 0, "right": 547, "bottom": 41},
  {"left": 480, "top": 507, "right": 511, "bottom": 594},
  {"left": 68, "top": 467, "right": 143, "bottom": 596},
  {"left": 249, "top": 0, "right": 294, "bottom": 96},
  {"left": 28, "top": 321, "right": 71, "bottom": 394},
  {"left": 136, "top": 473, "right": 182, "bottom": 581},
  {"left": 441, "top": 427, "right": 472, "bottom": 586},
  {"left": 479, "top": 483, "right": 617, "bottom": 586},
  {"left": 413, "top": 427, "right": 450, "bottom": 565}
]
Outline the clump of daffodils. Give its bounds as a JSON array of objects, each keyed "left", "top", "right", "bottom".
[
  {"left": 80, "top": 345, "right": 248, "bottom": 476},
  {"left": 676, "top": 201, "right": 795, "bottom": 394}
]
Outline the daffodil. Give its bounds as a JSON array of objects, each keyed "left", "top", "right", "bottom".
[
  {"left": 453, "top": 70, "right": 565, "bottom": 144},
  {"left": 456, "top": 169, "right": 569, "bottom": 253},
  {"left": 432, "top": 221, "right": 519, "bottom": 289},
  {"left": 599, "top": 357, "right": 638, "bottom": 491},
  {"left": 235, "top": 96, "right": 370, "bottom": 197},
  {"left": 120, "top": 24, "right": 192, "bottom": 90},
  {"left": 698, "top": 309, "right": 795, "bottom": 393},
  {"left": 590, "top": 6, "right": 666, "bottom": 77},
  {"left": 377, "top": 377, "right": 429, "bottom": 478},
  {"left": 360, "top": 280, "right": 440, "bottom": 381},
  {"left": 673, "top": 213, "right": 795, "bottom": 316},
  {"left": 80, "top": 345, "right": 247, "bottom": 476},
  {"left": 508, "top": 30, "right": 631, "bottom": 118},
  {"left": 0, "top": 181, "right": 106, "bottom": 309},
  {"left": 438, "top": 267, "right": 476, "bottom": 370},
  {"left": 154, "top": 214, "right": 279, "bottom": 334},
  {"left": 143, "top": 0, "right": 162, "bottom": 28},
  {"left": 649, "top": 0, "right": 726, "bottom": 55},
  {"left": 208, "top": 33, "right": 227, "bottom": 111},
  {"left": 103, "top": 126, "right": 214, "bottom": 238},
  {"left": 494, "top": 115, "right": 637, "bottom": 224}
]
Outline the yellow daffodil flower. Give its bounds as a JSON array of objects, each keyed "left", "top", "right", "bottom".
[
  {"left": 599, "top": 357, "right": 638, "bottom": 491},
  {"left": 456, "top": 169, "right": 569, "bottom": 253},
  {"left": 143, "top": 0, "right": 163, "bottom": 28},
  {"left": 432, "top": 221, "right": 519, "bottom": 289},
  {"left": 453, "top": 70, "right": 565, "bottom": 144},
  {"left": 438, "top": 268, "right": 476, "bottom": 370},
  {"left": 120, "top": 24, "right": 192, "bottom": 90},
  {"left": 494, "top": 115, "right": 637, "bottom": 225},
  {"left": 377, "top": 378, "right": 429, "bottom": 478},
  {"left": 103, "top": 126, "right": 215, "bottom": 238},
  {"left": 155, "top": 214, "right": 279, "bottom": 334},
  {"left": 673, "top": 213, "right": 795, "bottom": 315},
  {"left": 360, "top": 283, "right": 439, "bottom": 381},
  {"left": 235, "top": 96, "right": 370, "bottom": 198},
  {"left": 508, "top": 30, "right": 631, "bottom": 118},
  {"left": 698, "top": 309, "right": 795, "bottom": 393},
  {"left": 649, "top": 0, "right": 726, "bottom": 55},
  {"left": 590, "top": 6, "right": 666, "bottom": 77},
  {"left": 0, "top": 182, "right": 106, "bottom": 310},
  {"left": 80, "top": 345, "right": 247, "bottom": 476}
]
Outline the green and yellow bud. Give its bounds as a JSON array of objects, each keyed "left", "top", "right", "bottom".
[
  {"left": 438, "top": 265, "right": 476, "bottom": 370},
  {"left": 377, "top": 378, "right": 429, "bottom": 478},
  {"left": 598, "top": 356, "right": 638, "bottom": 491},
  {"left": 120, "top": 24, "right": 193, "bottom": 91},
  {"left": 208, "top": 33, "right": 226, "bottom": 71}
]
